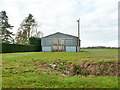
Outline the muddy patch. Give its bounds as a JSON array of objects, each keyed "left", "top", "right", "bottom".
[{"left": 48, "top": 61, "right": 119, "bottom": 76}]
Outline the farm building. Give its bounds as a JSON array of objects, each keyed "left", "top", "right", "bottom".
[{"left": 41, "top": 32, "right": 81, "bottom": 52}]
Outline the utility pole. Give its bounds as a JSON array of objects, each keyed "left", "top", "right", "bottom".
[{"left": 77, "top": 18, "right": 80, "bottom": 52}]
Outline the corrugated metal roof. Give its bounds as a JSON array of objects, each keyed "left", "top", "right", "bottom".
[{"left": 42, "top": 32, "right": 78, "bottom": 38}]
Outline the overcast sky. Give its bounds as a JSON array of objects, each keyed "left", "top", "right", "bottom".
[{"left": 0, "top": 0, "right": 119, "bottom": 47}]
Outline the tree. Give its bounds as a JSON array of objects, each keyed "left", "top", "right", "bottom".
[
  {"left": 15, "top": 14, "right": 43, "bottom": 44},
  {"left": 0, "top": 11, "right": 14, "bottom": 43}
]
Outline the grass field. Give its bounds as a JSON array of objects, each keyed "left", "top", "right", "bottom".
[{"left": 2, "top": 49, "right": 119, "bottom": 88}]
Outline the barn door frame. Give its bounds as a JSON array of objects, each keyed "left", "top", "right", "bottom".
[{"left": 52, "top": 39, "right": 65, "bottom": 52}]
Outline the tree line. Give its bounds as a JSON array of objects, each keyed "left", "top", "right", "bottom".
[{"left": 0, "top": 11, "right": 43, "bottom": 45}]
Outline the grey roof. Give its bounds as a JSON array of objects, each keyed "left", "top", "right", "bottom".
[{"left": 42, "top": 32, "right": 78, "bottom": 38}]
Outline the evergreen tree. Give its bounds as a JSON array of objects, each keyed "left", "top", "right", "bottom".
[{"left": 0, "top": 11, "right": 14, "bottom": 43}]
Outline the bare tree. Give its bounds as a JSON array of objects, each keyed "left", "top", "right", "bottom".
[{"left": 15, "top": 14, "right": 43, "bottom": 44}]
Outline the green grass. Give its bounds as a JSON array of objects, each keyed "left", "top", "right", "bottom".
[{"left": 2, "top": 49, "right": 119, "bottom": 88}]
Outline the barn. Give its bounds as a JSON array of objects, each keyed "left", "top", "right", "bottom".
[{"left": 41, "top": 32, "right": 81, "bottom": 52}]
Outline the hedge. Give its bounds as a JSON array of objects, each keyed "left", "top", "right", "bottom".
[
  {"left": 1, "top": 43, "right": 38, "bottom": 53},
  {"left": 29, "top": 37, "right": 42, "bottom": 51}
]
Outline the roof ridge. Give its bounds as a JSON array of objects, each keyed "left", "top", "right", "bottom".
[{"left": 42, "top": 32, "right": 78, "bottom": 38}]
